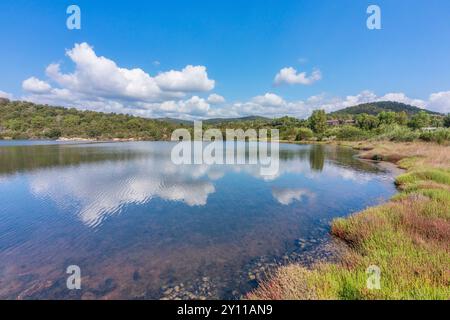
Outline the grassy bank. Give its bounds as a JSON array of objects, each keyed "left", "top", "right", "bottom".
[{"left": 248, "top": 141, "right": 450, "bottom": 300}]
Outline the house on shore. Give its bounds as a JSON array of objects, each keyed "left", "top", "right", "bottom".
[{"left": 326, "top": 119, "right": 356, "bottom": 126}]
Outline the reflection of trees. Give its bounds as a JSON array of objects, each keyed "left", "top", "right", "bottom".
[
  {"left": 278, "top": 149, "right": 308, "bottom": 161},
  {"left": 277, "top": 144, "right": 378, "bottom": 174},
  {"left": 309, "top": 145, "right": 325, "bottom": 172},
  {"left": 279, "top": 144, "right": 379, "bottom": 174},
  {"left": 328, "top": 146, "right": 379, "bottom": 173},
  {"left": 0, "top": 145, "right": 145, "bottom": 176}
]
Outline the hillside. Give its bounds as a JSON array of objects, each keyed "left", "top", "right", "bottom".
[
  {"left": 0, "top": 100, "right": 180, "bottom": 140},
  {"left": 330, "top": 101, "right": 440, "bottom": 117}
]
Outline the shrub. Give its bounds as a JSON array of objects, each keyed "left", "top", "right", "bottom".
[
  {"left": 419, "top": 128, "right": 450, "bottom": 144},
  {"left": 374, "top": 124, "right": 419, "bottom": 142},
  {"left": 355, "top": 113, "right": 379, "bottom": 130},
  {"left": 408, "top": 111, "right": 431, "bottom": 130},
  {"left": 324, "top": 127, "right": 340, "bottom": 138},
  {"left": 444, "top": 114, "right": 450, "bottom": 128},
  {"left": 335, "top": 126, "right": 370, "bottom": 141},
  {"left": 295, "top": 127, "right": 314, "bottom": 141}
]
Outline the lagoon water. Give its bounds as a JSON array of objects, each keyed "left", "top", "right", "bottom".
[{"left": 0, "top": 141, "right": 397, "bottom": 299}]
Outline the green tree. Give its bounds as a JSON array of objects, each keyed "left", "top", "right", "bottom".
[
  {"left": 43, "top": 128, "right": 62, "bottom": 139},
  {"left": 127, "top": 118, "right": 143, "bottom": 130},
  {"left": 355, "top": 113, "right": 379, "bottom": 130},
  {"left": 31, "top": 116, "right": 46, "bottom": 129},
  {"left": 308, "top": 110, "right": 327, "bottom": 135},
  {"left": 295, "top": 127, "right": 314, "bottom": 141},
  {"left": 6, "top": 119, "right": 23, "bottom": 131},
  {"left": 409, "top": 111, "right": 431, "bottom": 130},
  {"left": 444, "top": 114, "right": 450, "bottom": 128},
  {"left": 378, "top": 111, "right": 396, "bottom": 125},
  {"left": 430, "top": 116, "right": 443, "bottom": 128},
  {"left": 395, "top": 111, "right": 408, "bottom": 126},
  {"left": 63, "top": 115, "right": 81, "bottom": 127}
]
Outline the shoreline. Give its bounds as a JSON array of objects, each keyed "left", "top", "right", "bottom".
[{"left": 248, "top": 140, "right": 450, "bottom": 300}]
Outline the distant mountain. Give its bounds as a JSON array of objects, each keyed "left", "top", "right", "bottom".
[
  {"left": 204, "top": 116, "right": 270, "bottom": 124},
  {"left": 156, "top": 117, "right": 192, "bottom": 125},
  {"left": 330, "top": 101, "right": 441, "bottom": 117},
  {"left": 157, "top": 116, "right": 271, "bottom": 125}
]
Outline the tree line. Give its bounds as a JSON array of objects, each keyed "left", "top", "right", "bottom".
[{"left": 0, "top": 99, "right": 449, "bottom": 144}]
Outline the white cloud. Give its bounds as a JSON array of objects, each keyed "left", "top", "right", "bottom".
[
  {"left": 158, "top": 96, "right": 210, "bottom": 116},
  {"left": 42, "top": 42, "right": 193, "bottom": 101},
  {"left": 251, "top": 93, "right": 285, "bottom": 107},
  {"left": 22, "top": 42, "right": 216, "bottom": 118},
  {"left": 0, "top": 90, "right": 12, "bottom": 99},
  {"left": 428, "top": 91, "right": 450, "bottom": 114},
  {"left": 22, "top": 77, "right": 52, "bottom": 94},
  {"left": 45, "top": 46, "right": 152, "bottom": 100},
  {"left": 155, "top": 65, "right": 215, "bottom": 92},
  {"left": 18, "top": 42, "right": 450, "bottom": 119},
  {"left": 378, "top": 92, "right": 427, "bottom": 109},
  {"left": 207, "top": 93, "right": 225, "bottom": 104},
  {"left": 274, "top": 67, "right": 322, "bottom": 86},
  {"left": 212, "top": 89, "right": 449, "bottom": 120}
]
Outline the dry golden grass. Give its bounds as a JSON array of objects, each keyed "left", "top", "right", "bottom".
[{"left": 343, "top": 141, "right": 450, "bottom": 169}]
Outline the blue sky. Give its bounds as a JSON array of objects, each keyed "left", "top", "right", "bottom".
[{"left": 0, "top": 0, "right": 449, "bottom": 118}]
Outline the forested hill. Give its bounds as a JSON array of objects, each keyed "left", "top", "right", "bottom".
[
  {"left": 330, "top": 101, "right": 441, "bottom": 117},
  {"left": 0, "top": 100, "right": 277, "bottom": 140},
  {"left": 0, "top": 100, "right": 180, "bottom": 140}
]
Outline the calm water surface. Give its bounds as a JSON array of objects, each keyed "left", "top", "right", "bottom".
[{"left": 0, "top": 141, "right": 397, "bottom": 299}]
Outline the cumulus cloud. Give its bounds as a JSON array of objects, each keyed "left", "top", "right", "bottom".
[
  {"left": 21, "top": 42, "right": 216, "bottom": 118},
  {"left": 22, "top": 77, "right": 52, "bottom": 94},
  {"left": 154, "top": 65, "right": 215, "bottom": 92},
  {"left": 251, "top": 93, "right": 285, "bottom": 107},
  {"left": 43, "top": 43, "right": 163, "bottom": 101},
  {"left": 428, "top": 91, "right": 450, "bottom": 114},
  {"left": 0, "top": 90, "right": 12, "bottom": 99},
  {"left": 274, "top": 67, "right": 322, "bottom": 86},
  {"left": 378, "top": 92, "right": 427, "bottom": 109},
  {"left": 43, "top": 43, "right": 214, "bottom": 99},
  {"left": 212, "top": 89, "right": 450, "bottom": 119},
  {"left": 207, "top": 93, "right": 225, "bottom": 104},
  {"left": 18, "top": 42, "right": 450, "bottom": 119},
  {"left": 360, "top": 91, "right": 449, "bottom": 114},
  {"left": 158, "top": 96, "right": 210, "bottom": 116}
]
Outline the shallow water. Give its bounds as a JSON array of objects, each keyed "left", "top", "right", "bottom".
[{"left": 0, "top": 141, "right": 397, "bottom": 299}]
